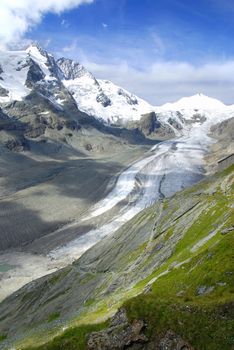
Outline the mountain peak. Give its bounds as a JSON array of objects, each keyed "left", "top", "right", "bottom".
[
  {"left": 25, "top": 42, "right": 49, "bottom": 60},
  {"left": 160, "top": 93, "right": 225, "bottom": 111}
]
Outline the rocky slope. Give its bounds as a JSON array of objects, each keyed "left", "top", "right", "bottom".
[
  {"left": 0, "top": 163, "right": 233, "bottom": 349},
  {"left": 0, "top": 43, "right": 234, "bottom": 350},
  {"left": 206, "top": 117, "right": 234, "bottom": 172}
]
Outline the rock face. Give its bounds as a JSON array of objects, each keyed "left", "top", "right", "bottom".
[
  {"left": 137, "top": 112, "right": 161, "bottom": 136},
  {"left": 117, "top": 88, "right": 138, "bottom": 105},
  {"left": 128, "top": 112, "right": 175, "bottom": 138},
  {"left": 156, "top": 330, "right": 194, "bottom": 350},
  {"left": 205, "top": 117, "right": 234, "bottom": 173},
  {"left": 0, "top": 86, "right": 9, "bottom": 97},
  {"left": 25, "top": 59, "right": 46, "bottom": 88},
  {"left": 87, "top": 309, "right": 148, "bottom": 350},
  {"left": 57, "top": 57, "right": 94, "bottom": 81},
  {"left": 96, "top": 92, "right": 112, "bottom": 107}
]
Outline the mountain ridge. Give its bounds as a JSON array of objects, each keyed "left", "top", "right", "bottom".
[{"left": 1, "top": 43, "right": 233, "bottom": 131}]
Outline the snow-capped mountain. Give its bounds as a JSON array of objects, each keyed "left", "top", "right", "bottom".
[
  {"left": 160, "top": 93, "right": 226, "bottom": 111},
  {"left": 57, "top": 57, "right": 154, "bottom": 124},
  {"left": 0, "top": 43, "right": 233, "bottom": 142},
  {"left": 55, "top": 54, "right": 234, "bottom": 134},
  {"left": 155, "top": 94, "right": 234, "bottom": 137}
]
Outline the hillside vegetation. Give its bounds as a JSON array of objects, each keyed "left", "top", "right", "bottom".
[{"left": 0, "top": 165, "right": 233, "bottom": 350}]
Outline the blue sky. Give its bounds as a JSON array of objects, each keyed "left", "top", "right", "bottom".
[
  {"left": 31, "top": 0, "right": 234, "bottom": 65},
  {"left": 1, "top": 0, "right": 234, "bottom": 104}
]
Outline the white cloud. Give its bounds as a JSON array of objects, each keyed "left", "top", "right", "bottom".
[
  {"left": 0, "top": 0, "right": 93, "bottom": 49},
  {"left": 83, "top": 59, "right": 234, "bottom": 105},
  {"left": 102, "top": 23, "right": 108, "bottom": 28}
]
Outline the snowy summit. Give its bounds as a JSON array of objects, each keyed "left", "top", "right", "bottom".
[{"left": 160, "top": 93, "right": 226, "bottom": 111}]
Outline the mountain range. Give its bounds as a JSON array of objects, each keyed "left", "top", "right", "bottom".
[
  {"left": 0, "top": 43, "right": 233, "bottom": 350},
  {"left": 1, "top": 43, "right": 234, "bottom": 141}
]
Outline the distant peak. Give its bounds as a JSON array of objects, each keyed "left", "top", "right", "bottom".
[{"left": 160, "top": 93, "right": 225, "bottom": 111}]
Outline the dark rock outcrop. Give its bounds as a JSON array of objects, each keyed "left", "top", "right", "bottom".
[
  {"left": 25, "top": 60, "right": 46, "bottom": 88},
  {"left": 0, "top": 86, "right": 9, "bottom": 97},
  {"left": 96, "top": 92, "right": 112, "bottom": 107},
  {"left": 156, "top": 330, "right": 194, "bottom": 350},
  {"left": 139, "top": 112, "right": 162, "bottom": 135},
  {"left": 87, "top": 309, "right": 148, "bottom": 350},
  {"left": 128, "top": 112, "right": 175, "bottom": 138},
  {"left": 168, "top": 117, "right": 183, "bottom": 130},
  {"left": 118, "top": 88, "right": 138, "bottom": 105}
]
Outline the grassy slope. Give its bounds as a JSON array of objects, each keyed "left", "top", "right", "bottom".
[
  {"left": 125, "top": 233, "right": 234, "bottom": 350},
  {"left": 1, "top": 166, "right": 233, "bottom": 350}
]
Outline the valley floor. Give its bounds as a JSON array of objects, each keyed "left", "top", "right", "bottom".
[{"left": 0, "top": 145, "right": 148, "bottom": 302}]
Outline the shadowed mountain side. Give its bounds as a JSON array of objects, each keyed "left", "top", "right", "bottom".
[
  {"left": 0, "top": 157, "right": 124, "bottom": 251},
  {"left": 27, "top": 138, "right": 87, "bottom": 159},
  {"left": 0, "top": 149, "right": 66, "bottom": 197},
  {"left": 50, "top": 158, "right": 123, "bottom": 199},
  {"left": 0, "top": 201, "right": 65, "bottom": 251}
]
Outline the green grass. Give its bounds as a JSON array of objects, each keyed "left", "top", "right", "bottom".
[
  {"left": 47, "top": 312, "right": 61, "bottom": 323},
  {"left": 0, "top": 334, "right": 7, "bottom": 342},
  {"left": 49, "top": 268, "right": 71, "bottom": 286},
  {"left": 24, "top": 322, "right": 108, "bottom": 350},
  {"left": 84, "top": 298, "right": 95, "bottom": 307},
  {"left": 124, "top": 233, "right": 234, "bottom": 350},
  {"left": 126, "top": 298, "right": 234, "bottom": 350}
]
